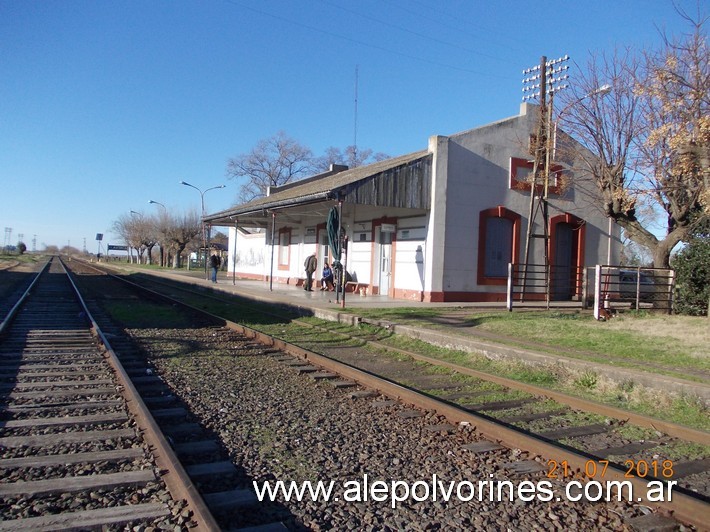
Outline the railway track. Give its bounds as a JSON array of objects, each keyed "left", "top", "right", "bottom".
[
  {"left": 0, "top": 258, "right": 47, "bottom": 333},
  {"left": 69, "top": 259, "right": 709, "bottom": 530},
  {"left": 0, "top": 257, "right": 225, "bottom": 530}
]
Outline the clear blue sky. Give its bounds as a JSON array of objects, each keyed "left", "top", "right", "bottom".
[{"left": 0, "top": 0, "right": 698, "bottom": 251}]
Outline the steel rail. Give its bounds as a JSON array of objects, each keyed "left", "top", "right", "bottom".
[
  {"left": 238, "top": 325, "right": 709, "bottom": 530},
  {"left": 0, "top": 258, "right": 51, "bottom": 337},
  {"left": 292, "top": 320, "right": 710, "bottom": 446},
  {"left": 59, "top": 258, "right": 220, "bottom": 532},
  {"left": 85, "top": 260, "right": 709, "bottom": 446},
  {"left": 71, "top": 260, "right": 710, "bottom": 529}
]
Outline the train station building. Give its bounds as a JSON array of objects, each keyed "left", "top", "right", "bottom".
[{"left": 203, "top": 103, "right": 619, "bottom": 303}]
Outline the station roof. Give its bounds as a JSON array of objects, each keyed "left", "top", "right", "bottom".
[{"left": 203, "top": 150, "right": 431, "bottom": 230}]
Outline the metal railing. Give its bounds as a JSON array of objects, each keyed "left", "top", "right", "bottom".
[
  {"left": 507, "top": 263, "right": 586, "bottom": 310},
  {"left": 593, "top": 265, "right": 674, "bottom": 318}
]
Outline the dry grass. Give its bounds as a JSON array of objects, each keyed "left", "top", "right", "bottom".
[{"left": 604, "top": 315, "right": 709, "bottom": 359}]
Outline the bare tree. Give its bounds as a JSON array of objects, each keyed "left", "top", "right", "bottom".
[
  {"left": 113, "top": 214, "right": 142, "bottom": 263},
  {"left": 560, "top": 11, "right": 708, "bottom": 267},
  {"left": 210, "top": 230, "right": 228, "bottom": 248},
  {"left": 112, "top": 213, "right": 157, "bottom": 264},
  {"left": 226, "top": 131, "right": 314, "bottom": 202},
  {"left": 153, "top": 210, "right": 172, "bottom": 267},
  {"left": 314, "top": 145, "right": 389, "bottom": 171},
  {"left": 164, "top": 211, "right": 201, "bottom": 268}
]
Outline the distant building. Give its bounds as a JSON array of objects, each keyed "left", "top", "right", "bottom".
[{"left": 204, "top": 103, "right": 619, "bottom": 302}]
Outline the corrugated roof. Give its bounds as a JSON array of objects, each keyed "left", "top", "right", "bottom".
[{"left": 204, "top": 149, "right": 429, "bottom": 224}]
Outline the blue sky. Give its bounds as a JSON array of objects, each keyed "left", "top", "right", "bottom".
[{"left": 0, "top": 0, "right": 697, "bottom": 251}]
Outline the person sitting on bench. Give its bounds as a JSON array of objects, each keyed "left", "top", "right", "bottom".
[{"left": 320, "top": 262, "right": 335, "bottom": 291}]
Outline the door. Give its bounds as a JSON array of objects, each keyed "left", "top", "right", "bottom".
[
  {"left": 318, "top": 232, "right": 329, "bottom": 272},
  {"left": 377, "top": 227, "right": 393, "bottom": 295},
  {"left": 552, "top": 223, "right": 573, "bottom": 300}
]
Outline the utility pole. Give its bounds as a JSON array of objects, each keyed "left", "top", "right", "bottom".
[
  {"left": 520, "top": 55, "right": 569, "bottom": 306},
  {"left": 4, "top": 227, "right": 12, "bottom": 252},
  {"left": 353, "top": 65, "right": 359, "bottom": 164}
]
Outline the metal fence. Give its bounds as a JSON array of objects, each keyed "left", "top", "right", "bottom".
[
  {"left": 506, "top": 263, "right": 675, "bottom": 317},
  {"left": 506, "top": 263, "right": 586, "bottom": 310},
  {"left": 592, "top": 265, "right": 674, "bottom": 318}
]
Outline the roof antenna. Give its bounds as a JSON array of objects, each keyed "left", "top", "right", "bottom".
[{"left": 353, "top": 64, "right": 358, "bottom": 166}]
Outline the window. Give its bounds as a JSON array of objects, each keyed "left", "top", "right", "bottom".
[
  {"left": 278, "top": 228, "right": 291, "bottom": 268},
  {"left": 510, "top": 157, "right": 564, "bottom": 195},
  {"left": 477, "top": 207, "right": 521, "bottom": 285}
]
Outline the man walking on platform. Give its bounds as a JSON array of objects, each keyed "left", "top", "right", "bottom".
[{"left": 304, "top": 252, "right": 317, "bottom": 291}]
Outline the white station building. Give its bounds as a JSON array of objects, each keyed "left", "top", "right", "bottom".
[{"left": 203, "top": 103, "right": 619, "bottom": 303}]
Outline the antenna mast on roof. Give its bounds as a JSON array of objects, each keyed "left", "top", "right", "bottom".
[{"left": 353, "top": 64, "right": 359, "bottom": 165}]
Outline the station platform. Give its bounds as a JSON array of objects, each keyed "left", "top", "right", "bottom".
[{"left": 121, "top": 266, "right": 514, "bottom": 312}]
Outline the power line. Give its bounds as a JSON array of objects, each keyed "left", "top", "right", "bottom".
[
  {"left": 353, "top": 64, "right": 358, "bottom": 157},
  {"left": 220, "top": 0, "right": 514, "bottom": 78},
  {"left": 317, "top": 0, "right": 508, "bottom": 62}
]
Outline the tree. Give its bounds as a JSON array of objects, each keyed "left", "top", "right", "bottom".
[
  {"left": 560, "top": 11, "right": 708, "bottom": 267},
  {"left": 314, "top": 145, "right": 389, "bottom": 172},
  {"left": 17, "top": 242, "right": 26, "bottom": 255},
  {"left": 165, "top": 211, "right": 201, "bottom": 268},
  {"left": 60, "top": 245, "right": 80, "bottom": 256},
  {"left": 226, "top": 131, "right": 314, "bottom": 202},
  {"left": 620, "top": 238, "right": 653, "bottom": 267},
  {"left": 153, "top": 210, "right": 172, "bottom": 267},
  {"left": 671, "top": 217, "right": 710, "bottom": 315},
  {"left": 113, "top": 212, "right": 146, "bottom": 263},
  {"left": 210, "top": 230, "right": 228, "bottom": 249},
  {"left": 226, "top": 132, "right": 391, "bottom": 202}
]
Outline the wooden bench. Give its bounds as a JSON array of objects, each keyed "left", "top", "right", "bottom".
[{"left": 345, "top": 281, "right": 363, "bottom": 293}]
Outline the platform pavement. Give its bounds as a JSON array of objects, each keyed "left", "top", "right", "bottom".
[
  {"left": 106, "top": 263, "right": 709, "bottom": 403},
  {"left": 125, "top": 266, "right": 567, "bottom": 311}
]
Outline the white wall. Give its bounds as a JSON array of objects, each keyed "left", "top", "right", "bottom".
[
  {"left": 436, "top": 104, "right": 613, "bottom": 293},
  {"left": 393, "top": 217, "right": 428, "bottom": 292},
  {"left": 228, "top": 227, "right": 268, "bottom": 277}
]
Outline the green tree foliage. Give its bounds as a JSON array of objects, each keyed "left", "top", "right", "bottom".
[
  {"left": 17, "top": 242, "right": 27, "bottom": 255},
  {"left": 671, "top": 219, "right": 710, "bottom": 315}
]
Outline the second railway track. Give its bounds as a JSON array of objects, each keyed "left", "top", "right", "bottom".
[{"left": 0, "top": 258, "right": 186, "bottom": 529}]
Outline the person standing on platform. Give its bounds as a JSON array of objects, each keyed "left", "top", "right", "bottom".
[
  {"left": 209, "top": 253, "right": 221, "bottom": 283},
  {"left": 304, "top": 252, "right": 317, "bottom": 291}
]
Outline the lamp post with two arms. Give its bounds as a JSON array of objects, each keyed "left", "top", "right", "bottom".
[{"left": 179, "top": 181, "right": 226, "bottom": 279}]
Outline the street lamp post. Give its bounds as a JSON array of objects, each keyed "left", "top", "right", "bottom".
[
  {"left": 551, "top": 83, "right": 613, "bottom": 264},
  {"left": 552, "top": 84, "right": 612, "bottom": 160},
  {"left": 179, "top": 181, "right": 226, "bottom": 279},
  {"left": 548, "top": 84, "right": 613, "bottom": 309}
]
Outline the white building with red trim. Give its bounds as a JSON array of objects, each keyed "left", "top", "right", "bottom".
[{"left": 204, "top": 103, "right": 619, "bottom": 302}]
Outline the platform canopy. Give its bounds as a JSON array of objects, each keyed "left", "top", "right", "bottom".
[{"left": 203, "top": 150, "right": 432, "bottom": 230}]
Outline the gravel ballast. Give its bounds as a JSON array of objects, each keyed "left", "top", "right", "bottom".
[{"left": 130, "top": 326, "right": 653, "bottom": 531}]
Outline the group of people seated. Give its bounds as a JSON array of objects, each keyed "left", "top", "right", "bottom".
[{"left": 320, "top": 262, "right": 335, "bottom": 291}]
